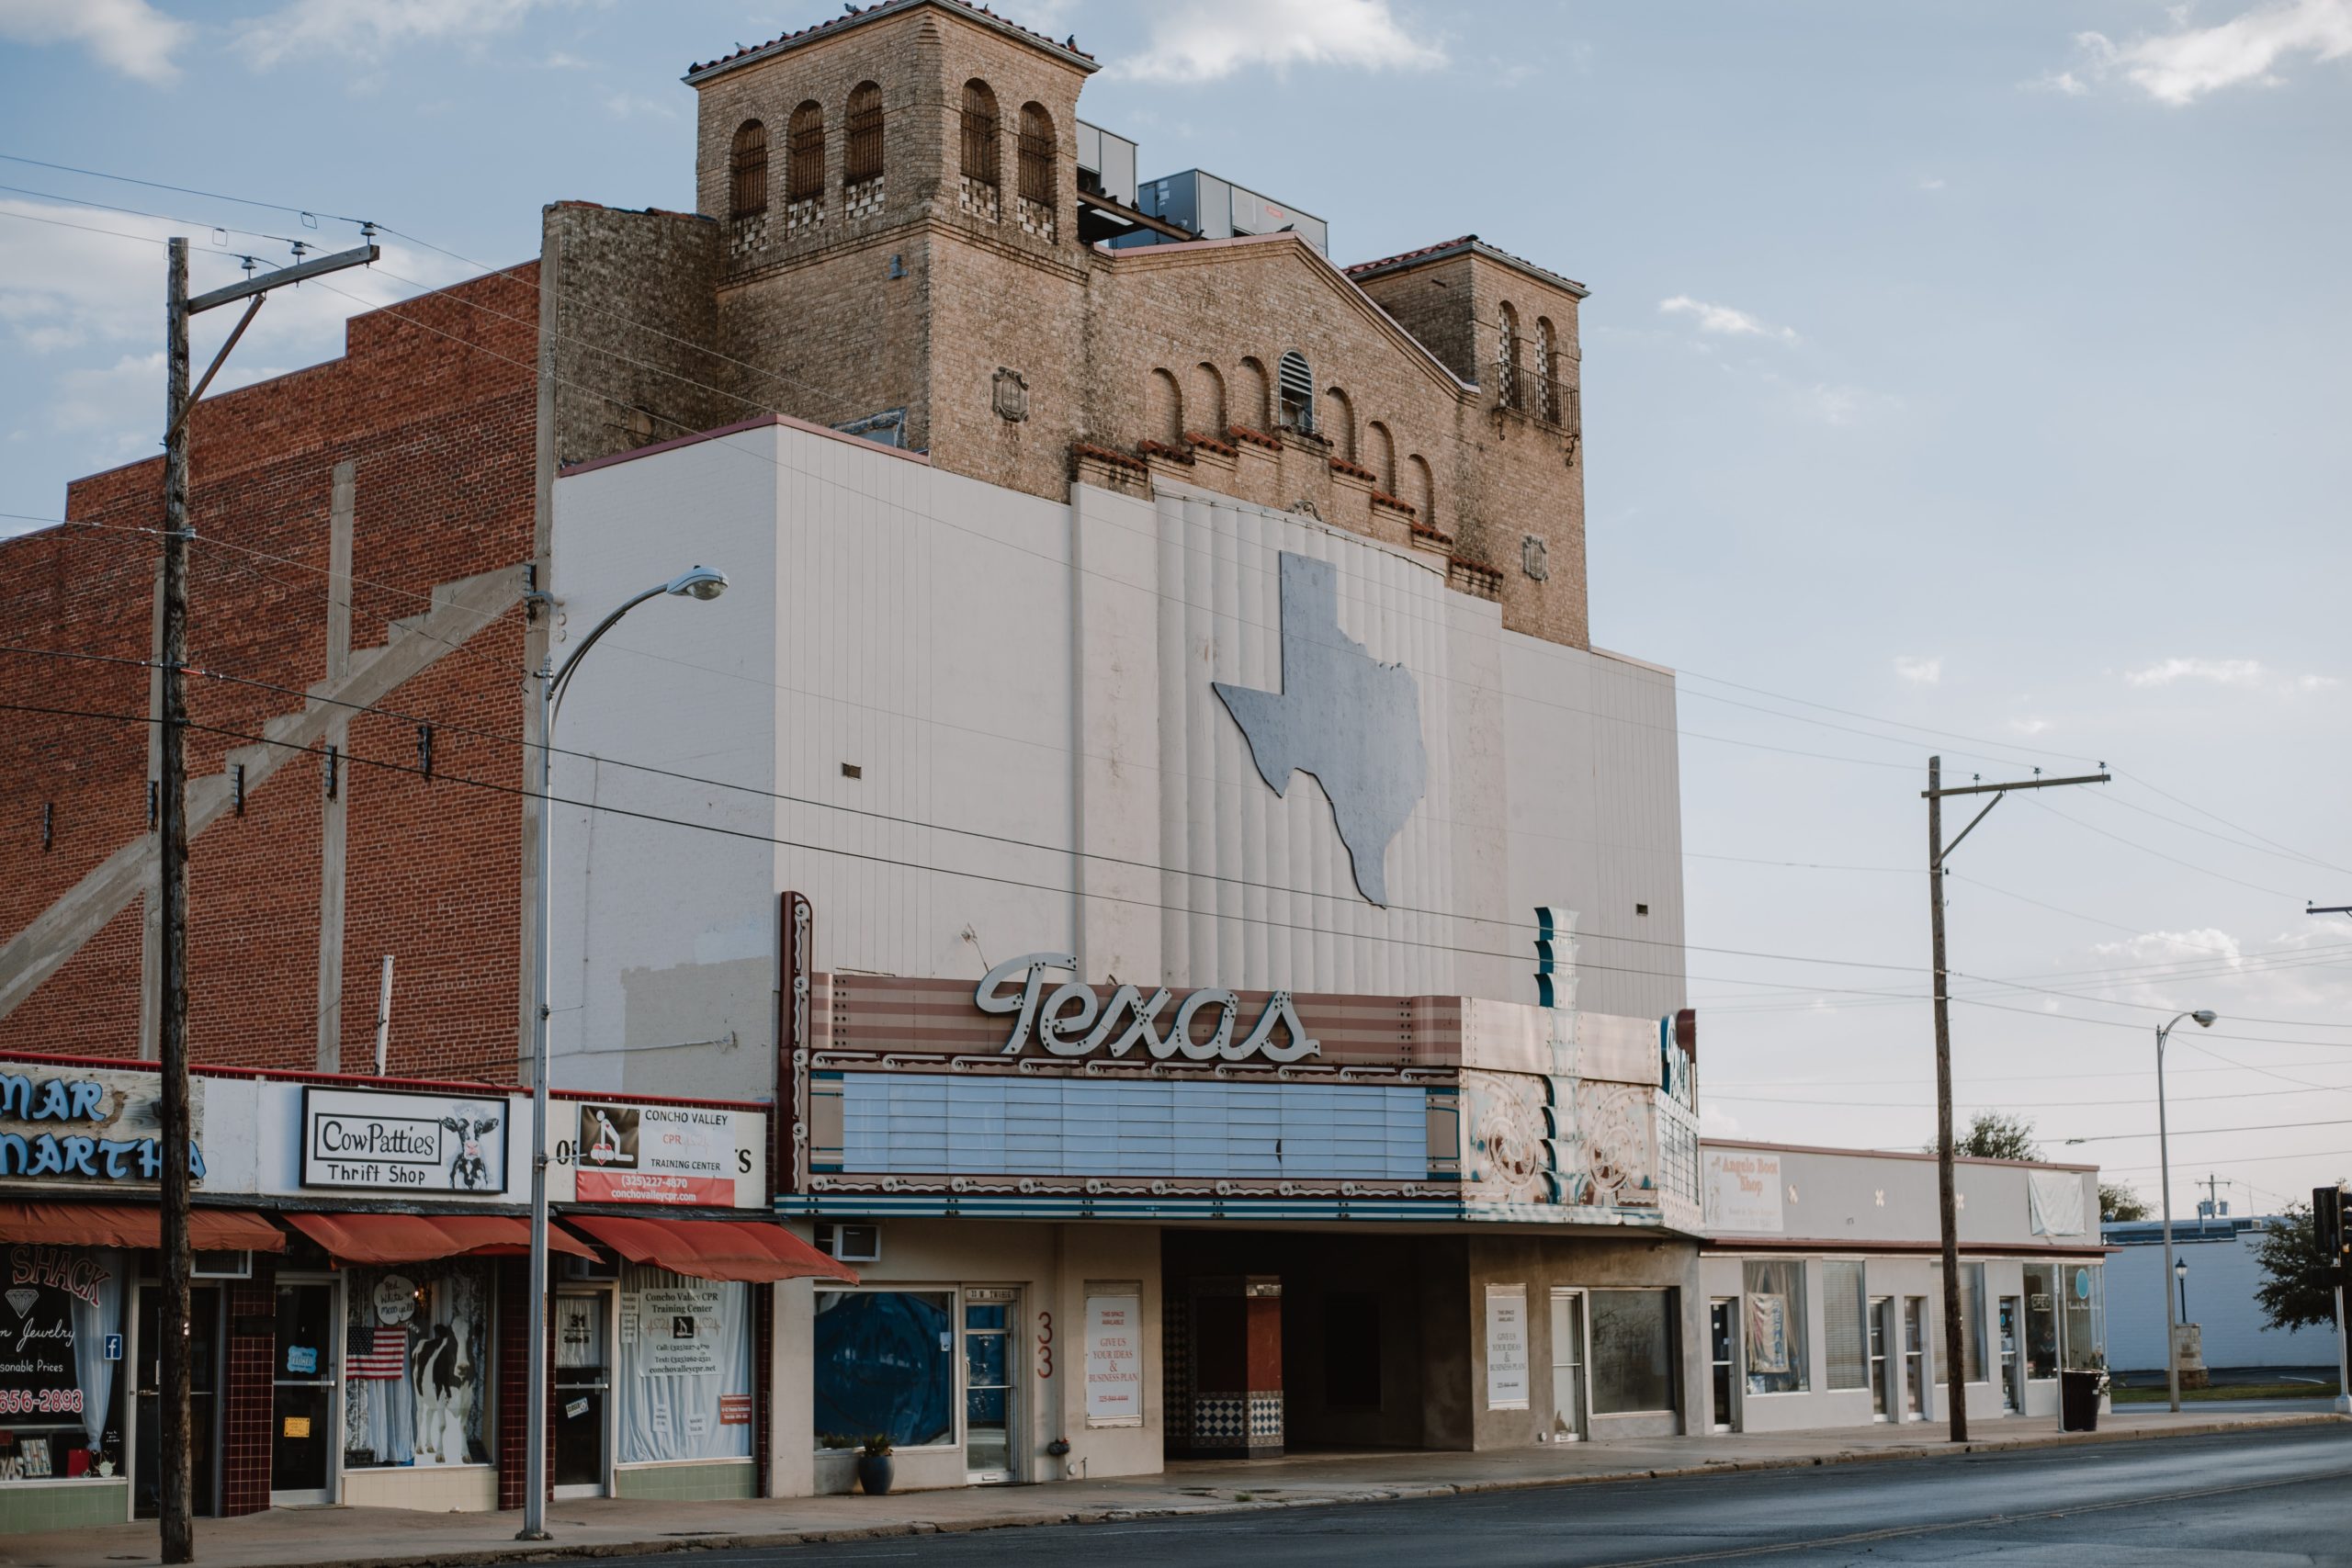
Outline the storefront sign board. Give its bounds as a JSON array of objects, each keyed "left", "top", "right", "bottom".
[
  {"left": 1485, "top": 1284, "right": 1530, "bottom": 1410},
  {"left": 550, "top": 1100, "right": 764, "bottom": 1209},
  {"left": 298, "top": 1087, "right": 510, "bottom": 1194},
  {"left": 0, "top": 1245, "right": 102, "bottom": 1420},
  {"left": 1702, "top": 1150, "right": 1783, "bottom": 1234},
  {"left": 0, "top": 1065, "right": 207, "bottom": 1190},
  {"left": 1083, "top": 1292, "right": 1143, "bottom": 1427}
]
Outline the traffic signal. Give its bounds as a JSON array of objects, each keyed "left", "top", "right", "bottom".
[{"left": 2314, "top": 1187, "right": 2349, "bottom": 1269}]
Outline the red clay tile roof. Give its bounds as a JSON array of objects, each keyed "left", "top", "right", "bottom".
[
  {"left": 687, "top": 0, "right": 1094, "bottom": 81},
  {"left": 1343, "top": 235, "right": 1478, "bottom": 276}
]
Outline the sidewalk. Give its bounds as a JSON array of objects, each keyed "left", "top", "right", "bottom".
[{"left": 6, "top": 1407, "right": 2340, "bottom": 1568}]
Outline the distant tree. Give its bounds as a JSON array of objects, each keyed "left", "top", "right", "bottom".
[
  {"left": 1931, "top": 1111, "right": 2043, "bottom": 1162},
  {"left": 2253, "top": 1203, "right": 2339, "bottom": 1331},
  {"left": 2099, "top": 1182, "right": 2151, "bottom": 1222}
]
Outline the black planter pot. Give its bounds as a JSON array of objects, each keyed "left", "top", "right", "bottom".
[{"left": 856, "top": 1453, "right": 895, "bottom": 1495}]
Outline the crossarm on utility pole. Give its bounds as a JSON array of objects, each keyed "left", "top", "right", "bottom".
[
  {"left": 1936, "top": 793, "right": 2000, "bottom": 868},
  {"left": 186, "top": 242, "right": 379, "bottom": 313}
]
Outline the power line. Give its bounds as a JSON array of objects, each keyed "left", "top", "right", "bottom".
[
  {"left": 0, "top": 152, "right": 371, "bottom": 229},
  {"left": 2059, "top": 1117, "right": 2352, "bottom": 1145}
]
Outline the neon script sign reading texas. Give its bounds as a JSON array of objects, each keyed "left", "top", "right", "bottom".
[
  {"left": 976, "top": 954, "right": 1319, "bottom": 1064},
  {"left": 0, "top": 1072, "right": 205, "bottom": 1182}
]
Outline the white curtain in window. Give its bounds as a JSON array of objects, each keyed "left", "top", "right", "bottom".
[
  {"left": 68, "top": 1248, "right": 126, "bottom": 1450},
  {"left": 617, "top": 1265, "right": 752, "bottom": 1464}
]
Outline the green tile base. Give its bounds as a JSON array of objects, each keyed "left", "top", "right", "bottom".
[
  {"left": 613, "top": 1461, "right": 756, "bottom": 1502},
  {"left": 0, "top": 1479, "right": 130, "bottom": 1531}
]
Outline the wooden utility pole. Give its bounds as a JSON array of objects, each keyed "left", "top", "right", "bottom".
[
  {"left": 1924, "top": 755, "right": 2109, "bottom": 1444},
  {"left": 157, "top": 234, "right": 377, "bottom": 1562},
  {"left": 158, "top": 235, "right": 194, "bottom": 1568}
]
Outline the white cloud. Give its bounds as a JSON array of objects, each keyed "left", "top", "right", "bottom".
[
  {"left": 1658, "top": 295, "right": 1799, "bottom": 343},
  {"left": 2040, "top": 1, "right": 2352, "bottom": 105},
  {"left": 2022, "top": 67, "right": 2094, "bottom": 96},
  {"left": 2298, "top": 672, "right": 2341, "bottom": 691},
  {"left": 1700, "top": 1105, "right": 1742, "bottom": 1137},
  {"left": 2125, "top": 657, "right": 2268, "bottom": 687},
  {"left": 1917, "top": 176, "right": 1947, "bottom": 191},
  {"left": 2008, "top": 716, "right": 2053, "bottom": 736},
  {"left": 1109, "top": 0, "right": 1444, "bottom": 83},
  {"left": 542, "top": 49, "right": 591, "bottom": 69},
  {"left": 0, "top": 0, "right": 191, "bottom": 82},
  {"left": 2093, "top": 928, "right": 2245, "bottom": 967},
  {"left": 233, "top": 0, "right": 572, "bottom": 68},
  {"left": 601, "top": 90, "right": 677, "bottom": 120},
  {"left": 1894, "top": 656, "right": 1941, "bottom": 685}
]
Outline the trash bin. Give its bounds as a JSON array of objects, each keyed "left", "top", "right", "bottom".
[{"left": 2060, "top": 1370, "right": 2108, "bottom": 1432}]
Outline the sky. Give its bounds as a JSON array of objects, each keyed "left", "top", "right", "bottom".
[{"left": 1, "top": 0, "right": 2348, "bottom": 1219}]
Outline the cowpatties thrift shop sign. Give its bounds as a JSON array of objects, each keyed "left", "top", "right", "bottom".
[{"left": 300, "top": 1088, "right": 508, "bottom": 1193}]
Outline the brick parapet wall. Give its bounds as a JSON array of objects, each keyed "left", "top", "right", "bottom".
[{"left": 0, "top": 266, "right": 538, "bottom": 1079}]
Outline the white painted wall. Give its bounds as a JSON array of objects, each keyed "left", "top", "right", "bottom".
[{"left": 550, "top": 423, "right": 1688, "bottom": 1100}]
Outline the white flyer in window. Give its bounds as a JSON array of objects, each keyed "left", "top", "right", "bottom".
[
  {"left": 1084, "top": 1294, "right": 1143, "bottom": 1426},
  {"left": 636, "top": 1287, "right": 723, "bottom": 1375},
  {"left": 1486, "top": 1284, "right": 1530, "bottom": 1410}
]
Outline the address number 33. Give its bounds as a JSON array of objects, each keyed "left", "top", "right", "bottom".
[{"left": 1036, "top": 1310, "right": 1054, "bottom": 1379}]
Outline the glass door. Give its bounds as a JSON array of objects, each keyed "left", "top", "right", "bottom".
[
  {"left": 1902, "top": 1297, "right": 1927, "bottom": 1421},
  {"left": 964, "top": 1290, "right": 1017, "bottom": 1484},
  {"left": 554, "top": 1291, "right": 613, "bottom": 1498},
  {"left": 133, "top": 1284, "right": 221, "bottom": 1517},
  {"left": 1551, "top": 1289, "right": 1589, "bottom": 1440},
  {"left": 1706, "top": 1298, "right": 1736, "bottom": 1432},
  {"left": 1868, "top": 1297, "right": 1893, "bottom": 1421},
  {"left": 1998, "top": 1296, "right": 2022, "bottom": 1413},
  {"left": 271, "top": 1279, "right": 340, "bottom": 1505}
]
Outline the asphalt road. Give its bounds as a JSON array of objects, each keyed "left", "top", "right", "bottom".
[{"left": 604, "top": 1426, "right": 2352, "bottom": 1567}]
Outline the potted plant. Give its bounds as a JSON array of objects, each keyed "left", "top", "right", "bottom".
[{"left": 855, "top": 1433, "right": 895, "bottom": 1495}]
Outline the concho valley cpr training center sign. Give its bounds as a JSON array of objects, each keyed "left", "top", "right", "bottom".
[{"left": 553, "top": 1100, "right": 765, "bottom": 1208}]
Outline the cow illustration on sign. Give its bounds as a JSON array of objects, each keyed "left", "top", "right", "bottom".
[
  {"left": 1213, "top": 552, "right": 1426, "bottom": 906},
  {"left": 439, "top": 1104, "right": 501, "bottom": 1190}
]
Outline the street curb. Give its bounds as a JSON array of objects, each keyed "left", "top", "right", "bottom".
[{"left": 160, "top": 1414, "right": 2349, "bottom": 1568}]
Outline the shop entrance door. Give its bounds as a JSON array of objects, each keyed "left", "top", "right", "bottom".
[
  {"left": 1998, "top": 1296, "right": 2022, "bottom": 1412},
  {"left": 1706, "top": 1297, "right": 1736, "bottom": 1432},
  {"left": 1868, "top": 1297, "right": 1894, "bottom": 1421},
  {"left": 270, "top": 1278, "right": 341, "bottom": 1505},
  {"left": 554, "top": 1290, "right": 614, "bottom": 1498},
  {"left": 964, "top": 1289, "right": 1018, "bottom": 1484},
  {"left": 1550, "top": 1289, "right": 1589, "bottom": 1440},
  {"left": 1902, "top": 1297, "right": 1927, "bottom": 1421},
  {"left": 133, "top": 1283, "right": 221, "bottom": 1517}
]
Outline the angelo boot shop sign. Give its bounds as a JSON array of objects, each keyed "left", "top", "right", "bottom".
[{"left": 0, "top": 1066, "right": 206, "bottom": 1187}]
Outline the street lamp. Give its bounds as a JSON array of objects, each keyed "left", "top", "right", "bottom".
[
  {"left": 2175, "top": 1257, "right": 2188, "bottom": 1323},
  {"left": 2156, "top": 1008, "right": 2217, "bottom": 1416},
  {"left": 519, "top": 565, "right": 728, "bottom": 1541}
]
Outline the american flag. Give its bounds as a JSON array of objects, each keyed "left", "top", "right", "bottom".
[{"left": 347, "top": 1327, "right": 408, "bottom": 1381}]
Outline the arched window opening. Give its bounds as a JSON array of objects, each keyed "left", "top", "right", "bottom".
[
  {"left": 1276, "top": 350, "right": 1314, "bottom": 434},
  {"left": 786, "top": 101, "right": 826, "bottom": 209},
  {"left": 1366, "top": 421, "right": 1396, "bottom": 493},
  {"left": 1535, "top": 316, "right": 1558, "bottom": 425},
  {"left": 1236, "top": 357, "right": 1271, "bottom": 431},
  {"left": 1498, "top": 301, "right": 1522, "bottom": 410},
  {"left": 729, "top": 120, "right": 768, "bottom": 219},
  {"left": 1190, "top": 363, "right": 1226, "bottom": 435},
  {"left": 1018, "top": 104, "right": 1055, "bottom": 208},
  {"left": 961, "top": 80, "right": 1000, "bottom": 185},
  {"left": 1146, "top": 368, "right": 1184, "bottom": 448},
  {"left": 845, "top": 82, "right": 884, "bottom": 188},
  {"left": 1407, "top": 454, "right": 1435, "bottom": 527},
  {"left": 1324, "top": 387, "right": 1355, "bottom": 461}
]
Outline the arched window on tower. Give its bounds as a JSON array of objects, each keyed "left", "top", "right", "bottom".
[
  {"left": 1277, "top": 350, "right": 1314, "bottom": 434},
  {"left": 786, "top": 101, "right": 826, "bottom": 228},
  {"left": 1017, "top": 102, "right": 1057, "bottom": 241},
  {"left": 1147, "top": 368, "right": 1184, "bottom": 448},
  {"left": 1407, "top": 454, "right": 1436, "bottom": 528},
  {"left": 844, "top": 82, "right": 884, "bottom": 195},
  {"left": 1323, "top": 387, "right": 1355, "bottom": 462},
  {"left": 1535, "top": 316, "right": 1558, "bottom": 425},
  {"left": 960, "top": 79, "right": 1001, "bottom": 222},
  {"left": 1190, "top": 363, "right": 1226, "bottom": 436},
  {"left": 1236, "top": 357, "right": 1271, "bottom": 431},
  {"left": 729, "top": 120, "right": 768, "bottom": 219},
  {"left": 1498, "top": 300, "right": 1522, "bottom": 410}
]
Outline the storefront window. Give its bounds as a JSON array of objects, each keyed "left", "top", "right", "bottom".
[
  {"left": 2062, "top": 1263, "right": 2105, "bottom": 1371},
  {"left": 814, "top": 1290, "right": 955, "bottom": 1450},
  {"left": 1742, "top": 1260, "right": 1807, "bottom": 1394},
  {"left": 2023, "top": 1262, "right": 2060, "bottom": 1379},
  {"left": 1823, "top": 1260, "right": 1867, "bottom": 1392},
  {"left": 340, "top": 1258, "right": 492, "bottom": 1468},
  {"left": 0, "top": 1244, "right": 126, "bottom": 1483},
  {"left": 1589, "top": 1289, "right": 1677, "bottom": 1415},
  {"left": 616, "top": 1265, "right": 752, "bottom": 1463}
]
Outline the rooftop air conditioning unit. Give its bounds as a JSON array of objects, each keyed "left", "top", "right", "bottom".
[{"left": 816, "top": 1222, "right": 881, "bottom": 1264}]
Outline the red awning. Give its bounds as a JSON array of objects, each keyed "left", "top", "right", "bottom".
[
  {"left": 0, "top": 1201, "right": 285, "bottom": 1252},
  {"left": 565, "top": 1214, "right": 857, "bottom": 1284},
  {"left": 285, "top": 1212, "right": 596, "bottom": 1265}
]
